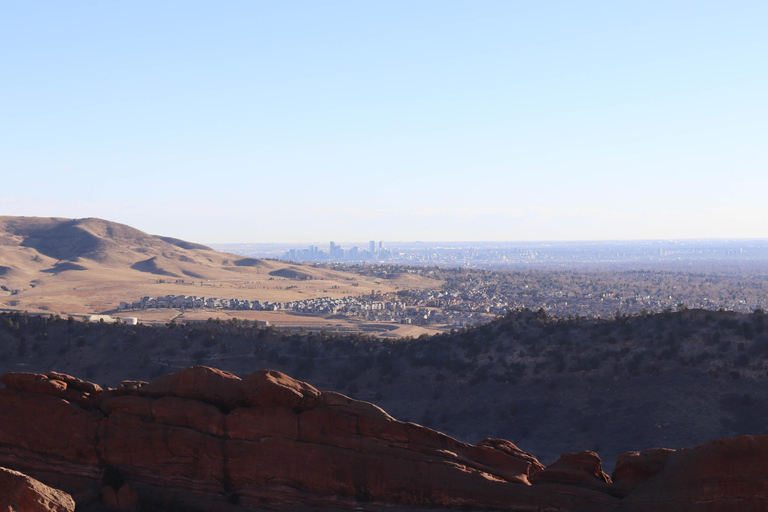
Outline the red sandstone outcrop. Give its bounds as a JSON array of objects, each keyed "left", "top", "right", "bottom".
[
  {"left": 0, "top": 367, "right": 618, "bottom": 511},
  {"left": 611, "top": 447, "right": 675, "bottom": 496},
  {"left": 530, "top": 450, "right": 616, "bottom": 496},
  {"left": 0, "top": 366, "right": 766, "bottom": 512},
  {"left": 0, "top": 371, "right": 101, "bottom": 408},
  {"left": 0, "top": 466, "right": 75, "bottom": 512},
  {"left": 619, "top": 435, "right": 768, "bottom": 511}
]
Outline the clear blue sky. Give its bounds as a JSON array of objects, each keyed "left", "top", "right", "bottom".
[{"left": 2, "top": 1, "right": 766, "bottom": 243}]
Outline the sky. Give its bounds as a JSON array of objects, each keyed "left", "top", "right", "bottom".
[{"left": 2, "top": 1, "right": 767, "bottom": 244}]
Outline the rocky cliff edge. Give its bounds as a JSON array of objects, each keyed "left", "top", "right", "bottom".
[{"left": 0, "top": 367, "right": 766, "bottom": 512}]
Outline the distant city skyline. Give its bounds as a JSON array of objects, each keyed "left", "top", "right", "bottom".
[
  {"left": 2, "top": 2, "right": 767, "bottom": 243},
  {"left": 215, "top": 239, "right": 768, "bottom": 271}
]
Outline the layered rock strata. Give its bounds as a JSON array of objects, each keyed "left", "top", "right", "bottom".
[{"left": 0, "top": 367, "right": 766, "bottom": 512}]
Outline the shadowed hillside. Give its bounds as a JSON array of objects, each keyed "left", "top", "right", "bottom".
[
  {"left": 0, "top": 217, "right": 221, "bottom": 274},
  {"left": 1, "top": 308, "right": 766, "bottom": 469}
]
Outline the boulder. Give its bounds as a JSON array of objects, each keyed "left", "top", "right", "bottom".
[
  {"left": 46, "top": 372, "right": 102, "bottom": 396},
  {"left": 0, "top": 372, "right": 100, "bottom": 408},
  {"left": 241, "top": 368, "right": 321, "bottom": 409},
  {"left": 140, "top": 366, "right": 243, "bottom": 408},
  {"left": 0, "top": 373, "right": 67, "bottom": 395},
  {"left": 0, "top": 466, "right": 75, "bottom": 512}
]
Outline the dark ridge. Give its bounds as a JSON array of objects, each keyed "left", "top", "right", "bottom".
[
  {"left": 41, "top": 262, "right": 88, "bottom": 274},
  {"left": 19, "top": 220, "right": 103, "bottom": 261},
  {"left": 233, "top": 258, "right": 263, "bottom": 267},
  {"left": 269, "top": 268, "right": 312, "bottom": 280},
  {"left": 131, "top": 257, "right": 180, "bottom": 277},
  {"left": 158, "top": 236, "right": 213, "bottom": 251}
]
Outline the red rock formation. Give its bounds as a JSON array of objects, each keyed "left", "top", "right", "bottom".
[
  {"left": 530, "top": 450, "right": 616, "bottom": 496},
  {"left": 0, "top": 367, "right": 619, "bottom": 511},
  {"left": 1, "top": 367, "right": 767, "bottom": 512},
  {"left": 0, "top": 371, "right": 101, "bottom": 408},
  {"left": 0, "top": 466, "right": 75, "bottom": 512},
  {"left": 139, "top": 366, "right": 243, "bottom": 406},
  {"left": 611, "top": 447, "right": 675, "bottom": 496},
  {"left": 620, "top": 436, "right": 768, "bottom": 511}
]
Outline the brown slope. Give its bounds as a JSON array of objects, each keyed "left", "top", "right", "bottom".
[
  {"left": 0, "top": 216, "right": 261, "bottom": 312},
  {"left": 0, "top": 216, "right": 213, "bottom": 266},
  {"left": 0, "top": 216, "right": 245, "bottom": 282}
]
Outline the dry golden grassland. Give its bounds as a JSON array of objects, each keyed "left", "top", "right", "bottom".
[
  {"left": 0, "top": 251, "right": 443, "bottom": 336},
  {"left": 0, "top": 217, "right": 445, "bottom": 336}
]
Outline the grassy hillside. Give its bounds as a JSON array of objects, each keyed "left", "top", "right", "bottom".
[
  {"left": 0, "top": 217, "right": 442, "bottom": 336},
  {"left": 1, "top": 308, "right": 766, "bottom": 468}
]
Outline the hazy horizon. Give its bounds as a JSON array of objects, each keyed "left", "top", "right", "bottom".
[
  {"left": 213, "top": 237, "right": 768, "bottom": 246},
  {"left": 3, "top": 2, "right": 767, "bottom": 243}
]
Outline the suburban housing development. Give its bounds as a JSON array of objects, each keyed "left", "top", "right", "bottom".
[{"left": 118, "top": 293, "right": 495, "bottom": 327}]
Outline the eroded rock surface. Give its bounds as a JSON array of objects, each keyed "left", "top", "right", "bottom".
[
  {"left": 619, "top": 436, "right": 768, "bottom": 511},
  {"left": 611, "top": 447, "right": 675, "bottom": 497},
  {"left": 0, "top": 367, "right": 766, "bottom": 512},
  {"left": 530, "top": 450, "right": 615, "bottom": 496},
  {"left": 0, "top": 466, "right": 75, "bottom": 512}
]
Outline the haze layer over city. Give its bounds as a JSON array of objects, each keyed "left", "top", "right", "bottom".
[{"left": 216, "top": 239, "right": 768, "bottom": 270}]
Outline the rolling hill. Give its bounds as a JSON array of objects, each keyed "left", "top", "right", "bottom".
[
  {"left": 0, "top": 216, "right": 256, "bottom": 283},
  {"left": 0, "top": 217, "right": 442, "bottom": 334}
]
